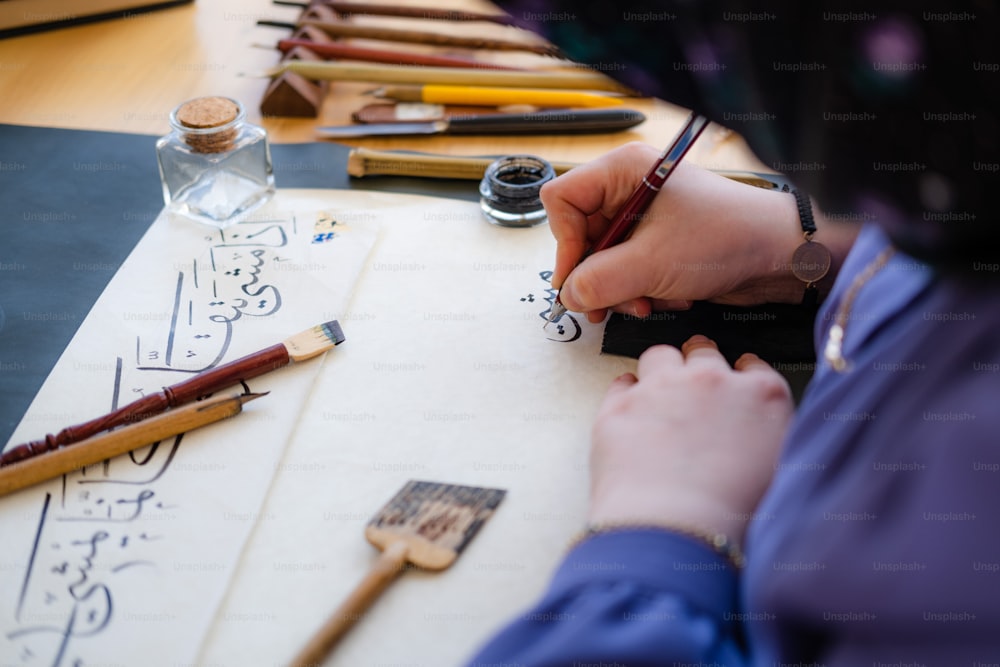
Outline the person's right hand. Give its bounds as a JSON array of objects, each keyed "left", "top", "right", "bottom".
[
  {"left": 587, "top": 336, "right": 794, "bottom": 547},
  {"left": 543, "top": 142, "right": 814, "bottom": 323}
]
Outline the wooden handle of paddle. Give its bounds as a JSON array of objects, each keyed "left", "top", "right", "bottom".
[{"left": 288, "top": 541, "right": 410, "bottom": 667}]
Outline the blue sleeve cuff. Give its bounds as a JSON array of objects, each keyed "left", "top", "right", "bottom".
[
  {"left": 465, "top": 528, "right": 745, "bottom": 666},
  {"left": 546, "top": 528, "right": 739, "bottom": 620}
]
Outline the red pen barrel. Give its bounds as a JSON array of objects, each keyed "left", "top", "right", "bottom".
[
  {"left": 546, "top": 113, "right": 708, "bottom": 325},
  {"left": 0, "top": 343, "right": 290, "bottom": 467},
  {"left": 588, "top": 182, "right": 661, "bottom": 256},
  {"left": 584, "top": 113, "right": 710, "bottom": 257}
]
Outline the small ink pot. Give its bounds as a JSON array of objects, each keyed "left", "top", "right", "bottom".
[
  {"left": 156, "top": 96, "right": 275, "bottom": 228},
  {"left": 479, "top": 155, "right": 555, "bottom": 227}
]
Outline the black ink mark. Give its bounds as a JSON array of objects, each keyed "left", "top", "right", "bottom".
[
  {"left": 130, "top": 444, "right": 160, "bottom": 467},
  {"left": 55, "top": 490, "right": 157, "bottom": 523},
  {"left": 79, "top": 434, "right": 183, "bottom": 486},
  {"left": 217, "top": 224, "right": 289, "bottom": 248},
  {"left": 17, "top": 493, "right": 51, "bottom": 620},
  {"left": 165, "top": 272, "right": 183, "bottom": 367},
  {"left": 110, "top": 561, "right": 154, "bottom": 574},
  {"left": 110, "top": 357, "right": 123, "bottom": 412},
  {"left": 528, "top": 271, "right": 583, "bottom": 343}
]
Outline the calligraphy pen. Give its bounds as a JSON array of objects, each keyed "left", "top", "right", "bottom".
[
  {"left": 271, "top": 1, "right": 518, "bottom": 26},
  {"left": 255, "top": 39, "right": 524, "bottom": 71},
  {"left": 256, "top": 18, "right": 561, "bottom": 57},
  {"left": 545, "top": 112, "right": 711, "bottom": 327},
  {"left": 0, "top": 393, "right": 263, "bottom": 498},
  {"left": 0, "top": 320, "right": 345, "bottom": 466}
]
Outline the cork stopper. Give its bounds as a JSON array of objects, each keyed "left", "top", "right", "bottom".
[{"left": 173, "top": 96, "right": 242, "bottom": 153}]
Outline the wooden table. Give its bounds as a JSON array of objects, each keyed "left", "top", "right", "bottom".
[{"left": 0, "top": 0, "right": 766, "bottom": 170}]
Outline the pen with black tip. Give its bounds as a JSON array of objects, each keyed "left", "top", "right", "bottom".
[{"left": 544, "top": 112, "right": 711, "bottom": 328}]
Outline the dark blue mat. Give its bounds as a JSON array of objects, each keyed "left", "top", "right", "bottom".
[{"left": 0, "top": 124, "right": 477, "bottom": 447}]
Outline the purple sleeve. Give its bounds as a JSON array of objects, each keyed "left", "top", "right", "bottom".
[{"left": 466, "top": 529, "right": 747, "bottom": 666}]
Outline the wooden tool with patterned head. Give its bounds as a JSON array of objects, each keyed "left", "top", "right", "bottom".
[{"left": 289, "top": 480, "right": 506, "bottom": 666}]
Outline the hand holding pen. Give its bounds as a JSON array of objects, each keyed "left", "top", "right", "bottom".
[
  {"left": 545, "top": 113, "right": 710, "bottom": 327},
  {"left": 542, "top": 114, "right": 819, "bottom": 324}
]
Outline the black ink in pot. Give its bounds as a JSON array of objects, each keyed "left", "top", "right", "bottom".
[{"left": 479, "top": 155, "right": 555, "bottom": 227}]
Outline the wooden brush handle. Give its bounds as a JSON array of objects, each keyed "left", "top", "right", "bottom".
[
  {"left": 289, "top": 542, "right": 410, "bottom": 667},
  {"left": 1, "top": 344, "right": 289, "bottom": 466},
  {"left": 347, "top": 147, "right": 577, "bottom": 180},
  {"left": 276, "top": 38, "right": 521, "bottom": 70},
  {"left": 0, "top": 393, "right": 253, "bottom": 498},
  {"left": 299, "top": 19, "right": 562, "bottom": 57}
]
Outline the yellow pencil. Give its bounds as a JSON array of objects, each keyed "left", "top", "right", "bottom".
[
  {"left": 375, "top": 85, "right": 624, "bottom": 108},
  {"left": 0, "top": 393, "right": 263, "bottom": 498}
]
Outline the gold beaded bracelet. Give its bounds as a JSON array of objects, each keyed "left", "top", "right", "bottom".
[{"left": 570, "top": 521, "right": 746, "bottom": 570}]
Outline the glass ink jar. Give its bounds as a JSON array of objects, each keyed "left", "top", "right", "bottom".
[
  {"left": 479, "top": 155, "right": 555, "bottom": 227},
  {"left": 156, "top": 96, "right": 275, "bottom": 227}
]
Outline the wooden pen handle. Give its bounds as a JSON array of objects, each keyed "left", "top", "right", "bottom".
[
  {"left": 346, "top": 149, "right": 784, "bottom": 190},
  {"left": 276, "top": 39, "right": 521, "bottom": 71},
  {"left": 321, "top": 2, "right": 517, "bottom": 26},
  {"left": 289, "top": 542, "right": 410, "bottom": 667},
  {"left": 347, "top": 148, "right": 576, "bottom": 180},
  {"left": 0, "top": 394, "right": 250, "bottom": 498},
  {"left": 1, "top": 344, "right": 289, "bottom": 466},
  {"left": 299, "top": 19, "right": 561, "bottom": 57}
]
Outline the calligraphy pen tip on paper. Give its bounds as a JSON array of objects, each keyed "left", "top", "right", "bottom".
[
  {"left": 543, "top": 302, "right": 566, "bottom": 330},
  {"left": 240, "top": 392, "right": 270, "bottom": 405}
]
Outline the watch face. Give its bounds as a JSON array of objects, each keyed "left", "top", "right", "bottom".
[{"left": 791, "top": 241, "right": 832, "bottom": 284}]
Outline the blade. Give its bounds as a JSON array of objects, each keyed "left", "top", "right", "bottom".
[{"left": 315, "top": 121, "right": 447, "bottom": 138}]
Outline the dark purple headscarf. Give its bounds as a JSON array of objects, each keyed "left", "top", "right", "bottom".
[{"left": 499, "top": 1, "right": 1000, "bottom": 280}]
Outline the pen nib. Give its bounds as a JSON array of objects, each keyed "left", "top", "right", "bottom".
[{"left": 543, "top": 302, "right": 567, "bottom": 330}]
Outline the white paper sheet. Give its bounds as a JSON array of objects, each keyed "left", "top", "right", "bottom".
[
  {"left": 1, "top": 193, "right": 378, "bottom": 667},
  {"left": 2, "top": 189, "right": 637, "bottom": 667},
  {"left": 199, "top": 190, "right": 636, "bottom": 667}
]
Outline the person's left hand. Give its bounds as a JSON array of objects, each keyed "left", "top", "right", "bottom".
[{"left": 588, "top": 335, "right": 794, "bottom": 547}]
